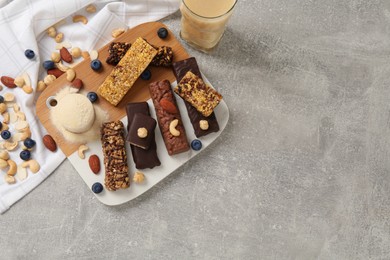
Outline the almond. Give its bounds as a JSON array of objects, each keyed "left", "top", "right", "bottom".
[
  {"left": 43, "top": 134, "right": 57, "bottom": 152},
  {"left": 88, "top": 155, "right": 100, "bottom": 174},
  {"left": 1, "top": 76, "right": 16, "bottom": 88},
  {"left": 47, "top": 68, "right": 64, "bottom": 78},
  {"left": 60, "top": 47, "right": 72, "bottom": 63},
  {"left": 71, "top": 78, "right": 83, "bottom": 89},
  {"left": 160, "top": 98, "right": 177, "bottom": 114}
]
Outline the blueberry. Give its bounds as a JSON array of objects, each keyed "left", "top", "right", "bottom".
[
  {"left": 140, "top": 69, "right": 151, "bottom": 80},
  {"left": 87, "top": 92, "right": 98, "bottom": 103},
  {"left": 20, "top": 150, "right": 31, "bottom": 161},
  {"left": 91, "top": 59, "right": 102, "bottom": 71},
  {"left": 191, "top": 139, "right": 202, "bottom": 151},
  {"left": 92, "top": 182, "right": 104, "bottom": 194},
  {"left": 1, "top": 130, "right": 11, "bottom": 140},
  {"left": 43, "top": 60, "right": 55, "bottom": 70},
  {"left": 0, "top": 95, "right": 4, "bottom": 103},
  {"left": 24, "top": 138, "right": 36, "bottom": 149},
  {"left": 24, "top": 49, "right": 35, "bottom": 59},
  {"left": 157, "top": 27, "right": 168, "bottom": 39}
]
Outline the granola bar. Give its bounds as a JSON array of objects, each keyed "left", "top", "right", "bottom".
[
  {"left": 149, "top": 80, "right": 189, "bottom": 155},
  {"left": 97, "top": 37, "right": 157, "bottom": 106},
  {"left": 106, "top": 42, "right": 131, "bottom": 65},
  {"left": 150, "top": 45, "right": 173, "bottom": 67},
  {"left": 174, "top": 71, "right": 223, "bottom": 117},
  {"left": 172, "top": 57, "right": 220, "bottom": 138},
  {"left": 101, "top": 121, "right": 130, "bottom": 191}
]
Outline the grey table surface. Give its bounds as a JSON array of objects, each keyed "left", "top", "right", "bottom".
[{"left": 2, "top": 1, "right": 390, "bottom": 259}]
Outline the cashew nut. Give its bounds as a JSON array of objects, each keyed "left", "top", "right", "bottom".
[
  {"left": 71, "top": 47, "right": 82, "bottom": 58},
  {"left": 13, "top": 104, "right": 20, "bottom": 113},
  {"left": 112, "top": 28, "right": 125, "bottom": 38},
  {"left": 56, "top": 62, "right": 69, "bottom": 72},
  {"left": 55, "top": 43, "right": 64, "bottom": 50},
  {"left": 6, "top": 159, "right": 17, "bottom": 176},
  {"left": 51, "top": 52, "right": 61, "bottom": 63},
  {"left": 0, "top": 103, "right": 6, "bottom": 114},
  {"left": 21, "top": 159, "right": 40, "bottom": 173},
  {"left": 169, "top": 119, "right": 180, "bottom": 137},
  {"left": 22, "top": 72, "right": 30, "bottom": 85},
  {"left": 0, "top": 158, "right": 8, "bottom": 169},
  {"left": 66, "top": 68, "right": 76, "bottom": 82},
  {"left": 85, "top": 4, "right": 97, "bottom": 13},
  {"left": 16, "top": 111, "right": 26, "bottom": 121},
  {"left": 78, "top": 144, "right": 89, "bottom": 159},
  {"left": 37, "top": 80, "right": 47, "bottom": 92},
  {"left": 22, "top": 85, "right": 33, "bottom": 94},
  {"left": 4, "top": 93, "right": 14, "bottom": 102},
  {"left": 47, "top": 26, "right": 56, "bottom": 38},
  {"left": 3, "top": 112, "right": 9, "bottom": 124},
  {"left": 0, "top": 150, "right": 9, "bottom": 160},
  {"left": 16, "top": 165, "right": 28, "bottom": 181},
  {"left": 4, "top": 174, "right": 15, "bottom": 184},
  {"left": 3, "top": 141, "right": 18, "bottom": 151},
  {"left": 62, "top": 41, "right": 72, "bottom": 49},
  {"left": 72, "top": 15, "right": 88, "bottom": 24},
  {"left": 90, "top": 50, "right": 98, "bottom": 60},
  {"left": 1, "top": 123, "right": 8, "bottom": 131},
  {"left": 14, "top": 120, "right": 28, "bottom": 131},
  {"left": 55, "top": 32, "right": 63, "bottom": 43},
  {"left": 44, "top": 75, "right": 56, "bottom": 85},
  {"left": 14, "top": 76, "right": 25, "bottom": 87}
]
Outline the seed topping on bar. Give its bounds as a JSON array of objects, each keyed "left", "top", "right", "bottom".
[
  {"left": 97, "top": 37, "right": 157, "bottom": 106},
  {"left": 174, "top": 71, "right": 223, "bottom": 117}
]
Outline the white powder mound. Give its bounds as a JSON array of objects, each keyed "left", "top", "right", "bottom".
[{"left": 50, "top": 87, "right": 108, "bottom": 143}]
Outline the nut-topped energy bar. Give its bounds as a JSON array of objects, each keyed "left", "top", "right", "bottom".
[
  {"left": 106, "top": 42, "right": 131, "bottom": 65},
  {"left": 97, "top": 37, "right": 157, "bottom": 106},
  {"left": 172, "top": 57, "right": 220, "bottom": 138},
  {"left": 101, "top": 121, "right": 130, "bottom": 191},
  {"left": 149, "top": 80, "right": 189, "bottom": 155},
  {"left": 174, "top": 71, "right": 223, "bottom": 117}
]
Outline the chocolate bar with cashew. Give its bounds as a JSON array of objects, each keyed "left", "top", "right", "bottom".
[{"left": 149, "top": 80, "right": 189, "bottom": 155}]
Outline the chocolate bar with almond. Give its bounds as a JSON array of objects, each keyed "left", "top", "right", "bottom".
[
  {"left": 172, "top": 57, "right": 220, "bottom": 137},
  {"left": 126, "top": 102, "right": 161, "bottom": 169},
  {"left": 149, "top": 80, "right": 189, "bottom": 155}
]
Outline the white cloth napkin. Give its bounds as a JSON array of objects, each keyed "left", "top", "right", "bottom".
[{"left": 0, "top": 0, "right": 180, "bottom": 214}]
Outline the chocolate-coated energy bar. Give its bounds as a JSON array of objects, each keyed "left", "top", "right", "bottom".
[
  {"left": 101, "top": 121, "right": 130, "bottom": 191},
  {"left": 126, "top": 102, "right": 161, "bottom": 169},
  {"left": 172, "top": 57, "right": 219, "bottom": 137},
  {"left": 149, "top": 80, "right": 189, "bottom": 155}
]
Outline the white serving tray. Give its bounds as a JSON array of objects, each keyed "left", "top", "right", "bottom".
[{"left": 68, "top": 77, "right": 229, "bottom": 205}]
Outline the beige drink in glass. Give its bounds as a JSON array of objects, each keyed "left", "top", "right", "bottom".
[{"left": 180, "top": 0, "right": 237, "bottom": 52}]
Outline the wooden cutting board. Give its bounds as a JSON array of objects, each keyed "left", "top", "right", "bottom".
[{"left": 36, "top": 22, "right": 190, "bottom": 157}]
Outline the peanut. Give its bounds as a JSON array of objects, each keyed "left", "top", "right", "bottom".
[
  {"left": 90, "top": 50, "right": 98, "bottom": 60},
  {"left": 71, "top": 47, "right": 82, "bottom": 58},
  {"left": 137, "top": 127, "right": 148, "bottom": 138},
  {"left": 51, "top": 52, "right": 61, "bottom": 63},
  {"left": 47, "top": 26, "right": 56, "bottom": 38},
  {"left": 37, "top": 80, "right": 47, "bottom": 92},
  {"left": 44, "top": 75, "right": 56, "bottom": 85},
  {"left": 199, "top": 120, "right": 209, "bottom": 130},
  {"left": 66, "top": 68, "right": 76, "bottom": 82},
  {"left": 14, "top": 76, "right": 25, "bottom": 88},
  {"left": 55, "top": 32, "right": 63, "bottom": 43}
]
